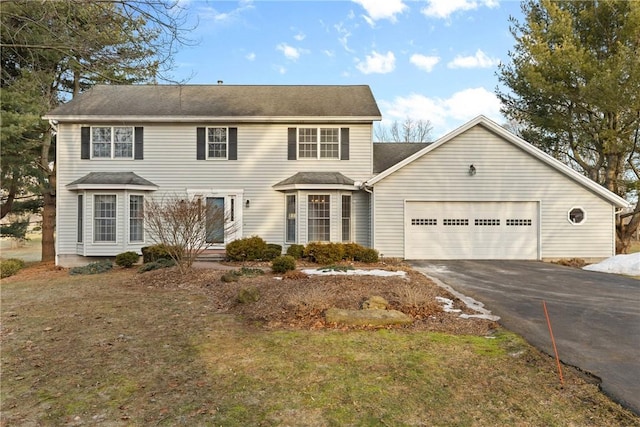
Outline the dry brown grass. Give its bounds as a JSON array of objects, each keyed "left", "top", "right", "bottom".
[{"left": 2, "top": 263, "right": 638, "bottom": 426}]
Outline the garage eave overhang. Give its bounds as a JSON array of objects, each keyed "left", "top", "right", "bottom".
[{"left": 366, "top": 115, "right": 631, "bottom": 209}]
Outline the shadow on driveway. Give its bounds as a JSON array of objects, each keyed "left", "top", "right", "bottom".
[{"left": 410, "top": 260, "right": 640, "bottom": 416}]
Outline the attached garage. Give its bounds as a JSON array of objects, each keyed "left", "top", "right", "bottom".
[
  {"left": 368, "top": 116, "right": 629, "bottom": 261},
  {"left": 404, "top": 201, "right": 539, "bottom": 260}
]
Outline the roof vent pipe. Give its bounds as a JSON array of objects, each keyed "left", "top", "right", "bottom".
[{"left": 217, "top": 80, "right": 223, "bottom": 85}]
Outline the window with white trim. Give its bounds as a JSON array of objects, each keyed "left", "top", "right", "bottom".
[
  {"left": 94, "top": 195, "right": 117, "bottom": 242},
  {"left": 286, "top": 194, "right": 296, "bottom": 243},
  {"left": 207, "top": 127, "right": 227, "bottom": 159},
  {"left": 308, "top": 195, "right": 330, "bottom": 241},
  {"left": 92, "top": 126, "right": 133, "bottom": 159},
  {"left": 568, "top": 207, "right": 586, "bottom": 224},
  {"left": 298, "top": 128, "right": 340, "bottom": 159},
  {"left": 77, "top": 195, "right": 83, "bottom": 243},
  {"left": 341, "top": 194, "right": 351, "bottom": 242},
  {"left": 129, "top": 195, "right": 144, "bottom": 242}
]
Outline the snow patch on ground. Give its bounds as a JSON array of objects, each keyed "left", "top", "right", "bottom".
[
  {"left": 302, "top": 268, "right": 407, "bottom": 277},
  {"left": 583, "top": 253, "right": 640, "bottom": 276},
  {"left": 429, "top": 276, "right": 501, "bottom": 321}
]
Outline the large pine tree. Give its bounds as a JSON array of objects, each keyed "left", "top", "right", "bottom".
[
  {"left": 1, "top": 0, "right": 192, "bottom": 261},
  {"left": 497, "top": 0, "right": 640, "bottom": 252}
]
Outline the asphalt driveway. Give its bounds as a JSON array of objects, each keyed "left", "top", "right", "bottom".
[{"left": 409, "top": 260, "right": 640, "bottom": 415}]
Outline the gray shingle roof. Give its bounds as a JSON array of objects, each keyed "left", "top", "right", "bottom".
[
  {"left": 67, "top": 172, "right": 157, "bottom": 188},
  {"left": 273, "top": 172, "right": 355, "bottom": 188},
  {"left": 46, "top": 85, "right": 381, "bottom": 120},
  {"left": 373, "top": 143, "right": 431, "bottom": 173}
]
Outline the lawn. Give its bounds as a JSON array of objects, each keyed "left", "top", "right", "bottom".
[{"left": 1, "top": 263, "right": 638, "bottom": 426}]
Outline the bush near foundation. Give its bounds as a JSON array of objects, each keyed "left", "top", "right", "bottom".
[
  {"left": 115, "top": 251, "right": 140, "bottom": 268},
  {"left": 1, "top": 258, "right": 26, "bottom": 278},
  {"left": 271, "top": 255, "right": 296, "bottom": 273},
  {"left": 226, "top": 236, "right": 268, "bottom": 261}
]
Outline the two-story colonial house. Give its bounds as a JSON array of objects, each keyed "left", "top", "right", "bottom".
[{"left": 46, "top": 84, "right": 628, "bottom": 267}]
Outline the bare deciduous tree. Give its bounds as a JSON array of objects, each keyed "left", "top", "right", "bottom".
[
  {"left": 144, "top": 195, "right": 238, "bottom": 273},
  {"left": 374, "top": 117, "right": 434, "bottom": 143}
]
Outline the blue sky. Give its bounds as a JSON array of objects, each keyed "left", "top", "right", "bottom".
[{"left": 173, "top": 0, "right": 524, "bottom": 138}]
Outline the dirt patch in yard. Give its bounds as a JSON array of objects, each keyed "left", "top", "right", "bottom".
[{"left": 133, "top": 264, "right": 497, "bottom": 335}]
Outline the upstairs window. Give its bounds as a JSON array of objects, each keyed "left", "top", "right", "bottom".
[
  {"left": 568, "top": 207, "right": 586, "bottom": 225},
  {"left": 207, "top": 127, "right": 228, "bottom": 159},
  {"left": 298, "top": 128, "right": 340, "bottom": 159},
  {"left": 92, "top": 126, "right": 134, "bottom": 159}
]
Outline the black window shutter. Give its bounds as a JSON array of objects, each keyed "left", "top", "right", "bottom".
[
  {"left": 287, "top": 128, "right": 297, "bottom": 160},
  {"left": 228, "top": 127, "right": 238, "bottom": 160},
  {"left": 134, "top": 127, "right": 144, "bottom": 160},
  {"left": 196, "top": 127, "right": 206, "bottom": 160},
  {"left": 81, "top": 127, "right": 90, "bottom": 159},
  {"left": 340, "top": 128, "right": 350, "bottom": 160}
]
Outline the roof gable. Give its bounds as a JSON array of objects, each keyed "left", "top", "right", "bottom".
[
  {"left": 45, "top": 85, "right": 382, "bottom": 122},
  {"left": 367, "top": 115, "right": 629, "bottom": 208}
]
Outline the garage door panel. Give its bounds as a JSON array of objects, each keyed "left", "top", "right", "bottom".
[{"left": 405, "top": 201, "right": 538, "bottom": 260}]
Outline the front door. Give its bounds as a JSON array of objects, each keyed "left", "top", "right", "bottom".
[{"left": 205, "top": 197, "right": 225, "bottom": 244}]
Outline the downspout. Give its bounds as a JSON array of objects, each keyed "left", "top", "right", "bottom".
[{"left": 357, "top": 181, "right": 374, "bottom": 249}]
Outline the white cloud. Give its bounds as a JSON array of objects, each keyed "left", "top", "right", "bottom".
[
  {"left": 294, "top": 32, "right": 306, "bottom": 41},
  {"left": 356, "top": 50, "right": 396, "bottom": 74},
  {"left": 335, "top": 23, "right": 355, "bottom": 53},
  {"left": 447, "top": 49, "right": 499, "bottom": 69},
  {"left": 421, "top": 0, "right": 498, "bottom": 20},
  {"left": 410, "top": 54, "right": 440, "bottom": 72},
  {"left": 379, "top": 87, "right": 502, "bottom": 136},
  {"left": 246, "top": 52, "right": 256, "bottom": 61},
  {"left": 352, "top": 0, "right": 408, "bottom": 23},
  {"left": 198, "top": 0, "right": 255, "bottom": 24},
  {"left": 323, "top": 50, "right": 335, "bottom": 58},
  {"left": 276, "top": 43, "right": 309, "bottom": 61}
]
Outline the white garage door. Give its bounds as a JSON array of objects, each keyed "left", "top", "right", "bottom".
[{"left": 405, "top": 201, "right": 539, "bottom": 260}]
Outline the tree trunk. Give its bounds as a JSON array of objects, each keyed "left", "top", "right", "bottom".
[
  {"left": 616, "top": 201, "right": 640, "bottom": 254},
  {"left": 39, "top": 127, "right": 56, "bottom": 262},
  {"left": 41, "top": 191, "right": 56, "bottom": 262},
  {"left": 1, "top": 172, "right": 18, "bottom": 219}
]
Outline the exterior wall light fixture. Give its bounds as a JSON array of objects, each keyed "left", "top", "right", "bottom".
[
  {"left": 469, "top": 164, "right": 477, "bottom": 176},
  {"left": 246, "top": 200, "right": 250, "bottom": 208}
]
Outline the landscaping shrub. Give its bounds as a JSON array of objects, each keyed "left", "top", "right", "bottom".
[
  {"left": 263, "top": 243, "right": 282, "bottom": 261},
  {"left": 286, "top": 244, "right": 305, "bottom": 259},
  {"left": 221, "top": 271, "right": 241, "bottom": 282},
  {"left": 225, "top": 236, "right": 267, "bottom": 261},
  {"left": 342, "top": 242, "right": 362, "bottom": 261},
  {"left": 69, "top": 260, "right": 113, "bottom": 275},
  {"left": 354, "top": 247, "right": 379, "bottom": 263},
  {"left": 1, "top": 259, "right": 25, "bottom": 278},
  {"left": 138, "top": 258, "right": 175, "bottom": 273},
  {"left": 304, "top": 242, "right": 345, "bottom": 265},
  {"left": 271, "top": 255, "right": 296, "bottom": 273},
  {"left": 141, "top": 244, "right": 182, "bottom": 263},
  {"left": 282, "top": 269, "right": 308, "bottom": 280},
  {"left": 236, "top": 287, "right": 260, "bottom": 304},
  {"left": 239, "top": 267, "right": 265, "bottom": 277},
  {"left": 115, "top": 251, "right": 140, "bottom": 268}
]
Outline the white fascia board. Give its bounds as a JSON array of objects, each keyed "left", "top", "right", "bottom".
[
  {"left": 66, "top": 184, "right": 158, "bottom": 191},
  {"left": 367, "top": 115, "right": 630, "bottom": 208},
  {"left": 43, "top": 115, "right": 382, "bottom": 123},
  {"left": 272, "top": 184, "right": 358, "bottom": 191}
]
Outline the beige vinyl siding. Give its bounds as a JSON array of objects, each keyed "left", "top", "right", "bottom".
[
  {"left": 373, "top": 126, "right": 616, "bottom": 259},
  {"left": 56, "top": 123, "right": 374, "bottom": 259}
]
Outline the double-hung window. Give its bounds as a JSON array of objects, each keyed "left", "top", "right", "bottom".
[
  {"left": 341, "top": 195, "right": 351, "bottom": 242},
  {"left": 286, "top": 195, "right": 296, "bottom": 243},
  {"left": 94, "top": 195, "right": 117, "bottom": 242},
  {"left": 207, "top": 127, "right": 227, "bottom": 159},
  {"left": 92, "top": 126, "right": 134, "bottom": 159},
  {"left": 308, "top": 195, "right": 330, "bottom": 241},
  {"left": 298, "top": 128, "right": 339, "bottom": 159},
  {"left": 129, "top": 195, "right": 144, "bottom": 242}
]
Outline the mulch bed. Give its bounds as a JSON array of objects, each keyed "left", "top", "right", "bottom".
[{"left": 133, "top": 264, "right": 499, "bottom": 335}]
